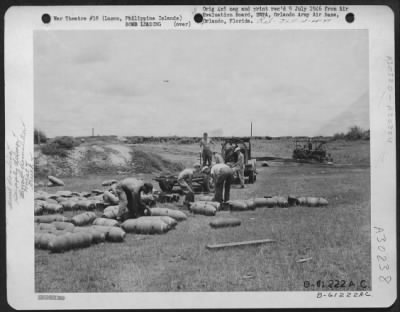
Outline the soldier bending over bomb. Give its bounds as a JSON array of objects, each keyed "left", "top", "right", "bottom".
[
  {"left": 177, "top": 163, "right": 201, "bottom": 204},
  {"left": 211, "top": 163, "right": 234, "bottom": 203},
  {"left": 113, "top": 178, "right": 153, "bottom": 221}
]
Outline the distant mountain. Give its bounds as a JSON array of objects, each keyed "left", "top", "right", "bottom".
[{"left": 318, "top": 92, "right": 369, "bottom": 135}]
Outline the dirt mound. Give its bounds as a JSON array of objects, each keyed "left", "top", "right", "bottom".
[
  {"left": 34, "top": 143, "right": 184, "bottom": 178},
  {"left": 130, "top": 149, "right": 184, "bottom": 174}
]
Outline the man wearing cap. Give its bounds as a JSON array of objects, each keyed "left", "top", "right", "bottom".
[
  {"left": 177, "top": 164, "right": 201, "bottom": 203},
  {"left": 114, "top": 177, "right": 154, "bottom": 221},
  {"left": 211, "top": 163, "right": 234, "bottom": 203},
  {"left": 232, "top": 147, "right": 245, "bottom": 188},
  {"left": 200, "top": 132, "right": 214, "bottom": 167}
]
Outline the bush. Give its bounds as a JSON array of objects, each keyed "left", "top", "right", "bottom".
[
  {"left": 53, "top": 136, "right": 78, "bottom": 149},
  {"left": 333, "top": 132, "right": 346, "bottom": 140},
  {"left": 362, "top": 130, "right": 370, "bottom": 140},
  {"left": 41, "top": 136, "right": 79, "bottom": 157},
  {"left": 34, "top": 129, "right": 47, "bottom": 144},
  {"left": 333, "top": 126, "right": 369, "bottom": 141},
  {"left": 345, "top": 126, "right": 364, "bottom": 140},
  {"left": 176, "top": 138, "right": 197, "bottom": 144},
  {"left": 41, "top": 143, "right": 69, "bottom": 157}
]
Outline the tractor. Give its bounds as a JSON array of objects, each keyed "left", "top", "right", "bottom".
[
  {"left": 221, "top": 137, "right": 257, "bottom": 184},
  {"left": 292, "top": 139, "right": 333, "bottom": 163}
]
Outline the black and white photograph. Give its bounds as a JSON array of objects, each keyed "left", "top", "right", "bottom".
[
  {"left": 33, "top": 28, "right": 372, "bottom": 292},
  {"left": 5, "top": 5, "right": 396, "bottom": 309}
]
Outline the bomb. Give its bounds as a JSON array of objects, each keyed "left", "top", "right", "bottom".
[
  {"left": 121, "top": 218, "right": 171, "bottom": 234},
  {"left": 48, "top": 175, "right": 65, "bottom": 186},
  {"left": 92, "top": 218, "right": 120, "bottom": 227},
  {"left": 189, "top": 202, "right": 216, "bottom": 216},
  {"left": 102, "top": 205, "right": 119, "bottom": 219},
  {"left": 71, "top": 212, "right": 97, "bottom": 226},
  {"left": 209, "top": 217, "right": 241, "bottom": 228},
  {"left": 149, "top": 208, "right": 187, "bottom": 221}
]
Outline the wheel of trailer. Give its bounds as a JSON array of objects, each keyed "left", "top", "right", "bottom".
[
  {"left": 209, "top": 176, "right": 215, "bottom": 192},
  {"left": 202, "top": 176, "right": 215, "bottom": 192}
]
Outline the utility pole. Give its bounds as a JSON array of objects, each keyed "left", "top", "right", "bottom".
[
  {"left": 92, "top": 128, "right": 94, "bottom": 137},
  {"left": 250, "top": 122, "right": 253, "bottom": 138}
]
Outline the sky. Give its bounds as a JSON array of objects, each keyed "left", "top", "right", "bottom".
[{"left": 34, "top": 30, "right": 369, "bottom": 138}]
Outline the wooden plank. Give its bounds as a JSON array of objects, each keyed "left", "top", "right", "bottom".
[
  {"left": 296, "top": 257, "right": 313, "bottom": 263},
  {"left": 206, "top": 238, "right": 276, "bottom": 250}
]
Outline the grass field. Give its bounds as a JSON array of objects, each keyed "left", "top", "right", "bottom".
[{"left": 35, "top": 139, "right": 371, "bottom": 292}]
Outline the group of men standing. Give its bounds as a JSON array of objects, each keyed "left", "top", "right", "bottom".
[
  {"left": 177, "top": 132, "right": 246, "bottom": 205},
  {"left": 108, "top": 132, "right": 247, "bottom": 222},
  {"left": 201, "top": 132, "right": 245, "bottom": 188}
]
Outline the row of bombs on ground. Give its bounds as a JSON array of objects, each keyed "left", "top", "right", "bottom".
[
  {"left": 38, "top": 176, "right": 182, "bottom": 204},
  {"left": 34, "top": 193, "right": 329, "bottom": 254},
  {"left": 37, "top": 176, "right": 125, "bottom": 188},
  {"left": 188, "top": 194, "right": 329, "bottom": 215},
  {"left": 33, "top": 189, "right": 180, "bottom": 216},
  {"left": 34, "top": 191, "right": 328, "bottom": 217},
  {"left": 35, "top": 208, "right": 242, "bottom": 253},
  {"left": 35, "top": 194, "right": 329, "bottom": 249}
]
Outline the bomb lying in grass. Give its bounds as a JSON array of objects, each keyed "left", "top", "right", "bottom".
[
  {"left": 149, "top": 207, "right": 188, "bottom": 221},
  {"left": 188, "top": 202, "right": 217, "bottom": 216},
  {"left": 121, "top": 216, "right": 175, "bottom": 234},
  {"left": 209, "top": 217, "right": 241, "bottom": 228},
  {"left": 47, "top": 175, "right": 65, "bottom": 187},
  {"left": 252, "top": 196, "right": 328, "bottom": 208}
]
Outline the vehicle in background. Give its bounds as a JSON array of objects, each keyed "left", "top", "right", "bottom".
[
  {"left": 292, "top": 139, "right": 333, "bottom": 163},
  {"left": 221, "top": 137, "right": 257, "bottom": 184}
]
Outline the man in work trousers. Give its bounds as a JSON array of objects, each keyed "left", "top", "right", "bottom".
[
  {"left": 200, "top": 132, "right": 213, "bottom": 167},
  {"left": 211, "top": 163, "right": 234, "bottom": 203},
  {"left": 177, "top": 164, "right": 201, "bottom": 204},
  {"left": 232, "top": 147, "right": 245, "bottom": 188},
  {"left": 114, "top": 178, "right": 154, "bottom": 221}
]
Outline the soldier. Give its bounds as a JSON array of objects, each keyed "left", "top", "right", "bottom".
[
  {"left": 211, "top": 163, "right": 234, "bottom": 203},
  {"left": 114, "top": 178, "right": 154, "bottom": 221},
  {"left": 200, "top": 132, "right": 213, "bottom": 167},
  {"left": 232, "top": 147, "right": 245, "bottom": 188},
  {"left": 224, "top": 143, "right": 236, "bottom": 163},
  {"left": 177, "top": 164, "right": 201, "bottom": 203}
]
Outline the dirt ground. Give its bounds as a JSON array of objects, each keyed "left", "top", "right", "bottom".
[{"left": 35, "top": 139, "right": 371, "bottom": 292}]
